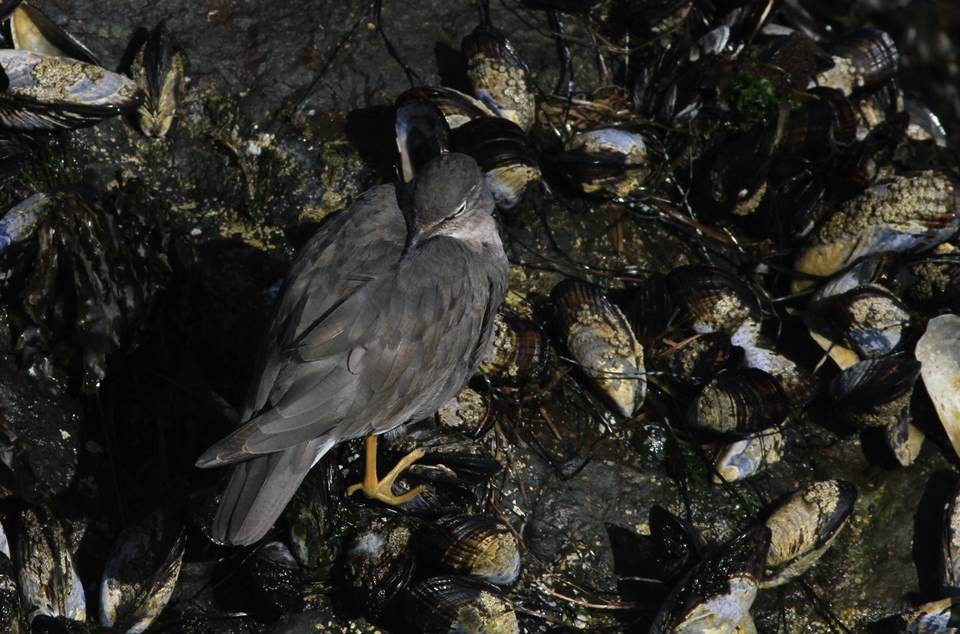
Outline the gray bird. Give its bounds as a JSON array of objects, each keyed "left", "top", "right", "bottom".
[{"left": 196, "top": 152, "right": 508, "bottom": 546}]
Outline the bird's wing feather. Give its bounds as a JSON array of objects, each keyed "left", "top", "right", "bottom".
[{"left": 197, "top": 234, "right": 501, "bottom": 466}]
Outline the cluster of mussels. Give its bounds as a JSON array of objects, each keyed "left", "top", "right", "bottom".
[{"left": 388, "top": 0, "right": 960, "bottom": 631}]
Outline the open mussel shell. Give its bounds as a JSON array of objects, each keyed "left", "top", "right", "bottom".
[
  {"left": 551, "top": 126, "right": 651, "bottom": 198},
  {"left": 395, "top": 99, "right": 451, "bottom": 184},
  {"left": 452, "top": 116, "right": 539, "bottom": 210},
  {"left": 916, "top": 314, "right": 960, "bottom": 461},
  {"left": 668, "top": 265, "right": 759, "bottom": 336},
  {"left": 688, "top": 368, "right": 789, "bottom": 437},
  {"left": 15, "top": 508, "right": 85, "bottom": 623},
  {"left": 897, "top": 596, "right": 960, "bottom": 633},
  {"left": 99, "top": 511, "right": 185, "bottom": 634},
  {"left": 649, "top": 526, "right": 770, "bottom": 633},
  {"left": 0, "top": 191, "right": 52, "bottom": 254},
  {"left": 342, "top": 515, "right": 417, "bottom": 618},
  {"left": 551, "top": 279, "right": 646, "bottom": 417},
  {"left": 829, "top": 357, "right": 920, "bottom": 428},
  {"left": 397, "top": 86, "right": 495, "bottom": 130},
  {"left": 423, "top": 515, "right": 520, "bottom": 585},
  {"left": 461, "top": 23, "right": 535, "bottom": 132},
  {"left": 3, "top": 2, "right": 98, "bottom": 64},
  {"left": 0, "top": 50, "right": 142, "bottom": 132},
  {"left": 793, "top": 170, "right": 960, "bottom": 287},
  {"left": 805, "top": 285, "right": 915, "bottom": 369},
  {"left": 761, "top": 480, "right": 857, "bottom": 588},
  {"left": 401, "top": 575, "right": 519, "bottom": 634},
  {"left": 121, "top": 21, "right": 184, "bottom": 139},
  {"left": 815, "top": 28, "right": 898, "bottom": 97},
  {"left": 713, "top": 427, "right": 785, "bottom": 483},
  {"left": 478, "top": 313, "right": 552, "bottom": 385}
]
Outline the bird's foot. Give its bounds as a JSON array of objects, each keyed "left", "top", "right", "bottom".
[{"left": 346, "top": 446, "right": 427, "bottom": 505}]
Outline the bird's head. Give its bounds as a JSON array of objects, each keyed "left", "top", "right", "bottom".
[{"left": 410, "top": 153, "right": 495, "bottom": 242}]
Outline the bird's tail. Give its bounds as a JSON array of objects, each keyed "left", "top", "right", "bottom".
[{"left": 211, "top": 437, "right": 333, "bottom": 546}]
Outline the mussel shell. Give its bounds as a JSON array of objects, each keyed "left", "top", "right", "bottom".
[
  {"left": 99, "top": 511, "right": 185, "bottom": 633},
  {"left": 780, "top": 89, "right": 856, "bottom": 160},
  {"left": 732, "top": 323, "right": 818, "bottom": 408},
  {"left": 761, "top": 479, "right": 857, "bottom": 588},
  {"left": 395, "top": 99, "right": 451, "bottom": 184},
  {"left": 4, "top": 2, "right": 99, "bottom": 64},
  {"left": 713, "top": 427, "right": 785, "bottom": 483},
  {"left": 425, "top": 515, "right": 520, "bottom": 585},
  {"left": 805, "top": 285, "right": 915, "bottom": 368},
  {"left": 401, "top": 575, "right": 519, "bottom": 634},
  {"left": 551, "top": 279, "right": 646, "bottom": 417},
  {"left": 15, "top": 508, "right": 85, "bottom": 622},
  {"left": 0, "top": 50, "right": 142, "bottom": 131},
  {"left": 0, "top": 192, "right": 52, "bottom": 254},
  {"left": 397, "top": 86, "right": 496, "bottom": 130},
  {"left": 668, "top": 265, "right": 760, "bottom": 335},
  {"left": 452, "top": 116, "right": 539, "bottom": 209},
  {"left": 853, "top": 81, "right": 903, "bottom": 140},
  {"left": 905, "top": 99, "right": 948, "bottom": 147},
  {"left": 662, "top": 331, "right": 744, "bottom": 386},
  {"left": 551, "top": 127, "right": 651, "bottom": 198},
  {"left": 884, "top": 417, "right": 924, "bottom": 468},
  {"left": 829, "top": 357, "right": 920, "bottom": 427},
  {"left": 436, "top": 388, "right": 494, "bottom": 438},
  {"left": 812, "top": 253, "right": 901, "bottom": 301},
  {"left": 0, "top": 553, "right": 25, "bottom": 633},
  {"left": 816, "top": 28, "right": 899, "bottom": 96},
  {"left": 461, "top": 24, "right": 535, "bottom": 132},
  {"left": 688, "top": 368, "right": 789, "bottom": 437},
  {"left": 898, "top": 597, "right": 960, "bottom": 633},
  {"left": 916, "top": 314, "right": 960, "bottom": 461},
  {"left": 649, "top": 526, "right": 770, "bottom": 633},
  {"left": 899, "top": 253, "right": 960, "bottom": 311},
  {"left": 618, "top": 273, "right": 675, "bottom": 338},
  {"left": 648, "top": 505, "right": 703, "bottom": 584},
  {"left": 124, "top": 21, "right": 184, "bottom": 139},
  {"left": 478, "top": 313, "right": 552, "bottom": 384},
  {"left": 794, "top": 170, "right": 960, "bottom": 286},
  {"left": 342, "top": 516, "right": 417, "bottom": 618}
]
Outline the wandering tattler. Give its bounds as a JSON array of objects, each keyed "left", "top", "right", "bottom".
[{"left": 196, "top": 151, "right": 508, "bottom": 546}]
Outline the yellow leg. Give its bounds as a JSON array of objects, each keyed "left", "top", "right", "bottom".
[{"left": 346, "top": 435, "right": 426, "bottom": 505}]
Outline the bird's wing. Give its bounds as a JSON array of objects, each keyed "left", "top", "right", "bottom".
[{"left": 197, "top": 233, "right": 501, "bottom": 467}]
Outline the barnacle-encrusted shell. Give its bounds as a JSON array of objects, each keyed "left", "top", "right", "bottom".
[
  {"left": 650, "top": 526, "right": 770, "bottom": 634},
  {"left": 662, "top": 332, "right": 742, "bottom": 386},
  {"left": 829, "top": 357, "right": 920, "bottom": 428},
  {"left": 99, "top": 511, "right": 185, "bottom": 633},
  {"left": 916, "top": 314, "right": 960, "bottom": 460},
  {"left": 478, "top": 313, "right": 551, "bottom": 384},
  {"left": 713, "top": 427, "right": 785, "bottom": 484},
  {"left": 0, "top": 49, "right": 141, "bottom": 131},
  {"left": 402, "top": 575, "right": 519, "bottom": 634},
  {"left": 551, "top": 279, "right": 646, "bottom": 417},
  {"left": 462, "top": 24, "right": 535, "bottom": 132},
  {"left": 343, "top": 516, "right": 416, "bottom": 618},
  {"left": 794, "top": 171, "right": 960, "bottom": 287},
  {"left": 437, "top": 388, "right": 492, "bottom": 437},
  {"left": 452, "top": 116, "right": 539, "bottom": 210},
  {"left": 815, "top": 28, "right": 899, "bottom": 96},
  {"left": 761, "top": 480, "right": 857, "bottom": 588},
  {"left": 428, "top": 515, "right": 520, "bottom": 585},
  {"left": 554, "top": 127, "right": 651, "bottom": 198},
  {"left": 669, "top": 266, "right": 759, "bottom": 335},
  {"left": 898, "top": 597, "right": 960, "bottom": 633},
  {"left": 125, "top": 21, "right": 185, "bottom": 139},
  {"left": 15, "top": 508, "right": 86, "bottom": 622}
]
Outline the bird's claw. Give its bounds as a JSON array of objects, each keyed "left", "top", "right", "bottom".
[{"left": 346, "top": 447, "right": 427, "bottom": 505}]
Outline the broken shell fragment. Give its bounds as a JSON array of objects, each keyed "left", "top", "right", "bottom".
[
  {"left": 551, "top": 279, "right": 646, "bottom": 417},
  {"left": 916, "top": 314, "right": 960, "bottom": 460},
  {"left": 761, "top": 479, "right": 857, "bottom": 588}
]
